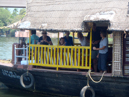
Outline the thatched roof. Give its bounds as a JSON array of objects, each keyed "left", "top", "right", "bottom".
[{"left": 16, "top": 0, "right": 129, "bottom": 32}]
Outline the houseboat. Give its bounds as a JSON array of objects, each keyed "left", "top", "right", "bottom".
[{"left": 0, "top": 0, "right": 129, "bottom": 97}]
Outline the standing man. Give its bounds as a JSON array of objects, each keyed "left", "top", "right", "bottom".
[
  {"left": 27, "top": 30, "right": 39, "bottom": 60},
  {"left": 27, "top": 30, "right": 39, "bottom": 45},
  {"left": 87, "top": 23, "right": 101, "bottom": 72}
]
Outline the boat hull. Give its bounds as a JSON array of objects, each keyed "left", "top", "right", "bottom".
[{"left": 0, "top": 65, "right": 129, "bottom": 97}]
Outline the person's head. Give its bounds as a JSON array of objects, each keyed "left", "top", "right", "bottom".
[
  {"left": 65, "top": 31, "right": 70, "bottom": 37},
  {"left": 93, "top": 23, "right": 96, "bottom": 31},
  {"left": 77, "top": 32, "right": 83, "bottom": 39},
  {"left": 31, "top": 30, "right": 36, "bottom": 35},
  {"left": 100, "top": 31, "right": 106, "bottom": 38},
  {"left": 42, "top": 31, "right": 47, "bottom": 37},
  {"left": 59, "top": 37, "right": 65, "bottom": 45}
]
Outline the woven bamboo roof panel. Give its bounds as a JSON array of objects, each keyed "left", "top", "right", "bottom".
[{"left": 17, "top": 0, "right": 129, "bottom": 31}]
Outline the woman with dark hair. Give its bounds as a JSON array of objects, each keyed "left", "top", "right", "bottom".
[{"left": 93, "top": 31, "right": 108, "bottom": 73}]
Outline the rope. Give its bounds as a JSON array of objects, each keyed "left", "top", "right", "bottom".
[{"left": 88, "top": 69, "right": 105, "bottom": 83}]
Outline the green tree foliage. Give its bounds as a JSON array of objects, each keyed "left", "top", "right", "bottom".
[
  {"left": 0, "top": 8, "right": 26, "bottom": 37},
  {"left": 0, "top": 8, "right": 11, "bottom": 26}
]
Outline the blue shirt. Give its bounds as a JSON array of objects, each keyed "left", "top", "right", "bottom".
[
  {"left": 99, "top": 37, "right": 108, "bottom": 54},
  {"left": 38, "top": 36, "right": 51, "bottom": 45},
  {"left": 27, "top": 34, "right": 39, "bottom": 44},
  {"left": 64, "top": 36, "right": 74, "bottom": 46}
]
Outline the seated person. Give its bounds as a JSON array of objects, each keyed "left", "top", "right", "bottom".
[
  {"left": 59, "top": 37, "right": 66, "bottom": 46},
  {"left": 38, "top": 31, "right": 53, "bottom": 45},
  {"left": 64, "top": 31, "right": 74, "bottom": 46},
  {"left": 77, "top": 32, "right": 89, "bottom": 46}
]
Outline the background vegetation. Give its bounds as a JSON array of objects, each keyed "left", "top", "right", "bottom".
[{"left": 0, "top": 8, "right": 26, "bottom": 37}]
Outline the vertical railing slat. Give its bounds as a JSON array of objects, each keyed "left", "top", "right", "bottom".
[
  {"left": 44, "top": 47, "right": 46, "bottom": 64},
  {"left": 64, "top": 48, "right": 66, "bottom": 65},
  {"left": 75, "top": 48, "right": 77, "bottom": 66},
  {"left": 71, "top": 48, "right": 73, "bottom": 66},
  {"left": 82, "top": 48, "right": 84, "bottom": 67},
  {"left": 38, "top": 47, "right": 40, "bottom": 64},
  {"left": 89, "top": 28, "right": 92, "bottom": 69},
  {"left": 86, "top": 49, "right": 88, "bottom": 67},
  {"left": 60, "top": 48, "right": 62, "bottom": 65},
  {"left": 41, "top": 47, "right": 43, "bottom": 64},
  {"left": 57, "top": 48, "right": 59, "bottom": 70},
  {"left": 78, "top": 48, "right": 80, "bottom": 66},
  {"left": 35, "top": 47, "right": 36, "bottom": 64},
  {"left": 67, "top": 48, "right": 69, "bottom": 66},
  {"left": 50, "top": 47, "right": 52, "bottom": 64},
  {"left": 47, "top": 48, "right": 49, "bottom": 64},
  {"left": 31, "top": 46, "right": 33, "bottom": 63}
]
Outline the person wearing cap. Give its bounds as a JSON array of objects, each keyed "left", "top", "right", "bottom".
[
  {"left": 87, "top": 23, "right": 101, "bottom": 72},
  {"left": 38, "top": 31, "right": 53, "bottom": 45},
  {"left": 63, "top": 31, "right": 74, "bottom": 46}
]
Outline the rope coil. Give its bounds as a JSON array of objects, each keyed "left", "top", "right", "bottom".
[{"left": 88, "top": 69, "right": 106, "bottom": 83}]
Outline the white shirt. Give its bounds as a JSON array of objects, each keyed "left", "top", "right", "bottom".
[{"left": 79, "top": 37, "right": 89, "bottom": 46}]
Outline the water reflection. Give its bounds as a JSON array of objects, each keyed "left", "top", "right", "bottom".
[
  {"left": 0, "top": 37, "right": 58, "bottom": 60},
  {"left": 0, "top": 37, "right": 19, "bottom": 60}
]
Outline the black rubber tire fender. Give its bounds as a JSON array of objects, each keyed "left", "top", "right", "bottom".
[
  {"left": 80, "top": 86, "right": 95, "bottom": 97},
  {"left": 20, "top": 72, "right": 34, "bottom": 88}
]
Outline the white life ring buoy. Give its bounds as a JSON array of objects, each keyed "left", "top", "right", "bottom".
[
  {"left": 20, "top": 72, "right": 34, "bottom": 88},
  {"left": 80, "top": 86, "right": 95, "bottom": 97}
]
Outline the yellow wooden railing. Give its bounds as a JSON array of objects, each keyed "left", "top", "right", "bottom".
[{"left": 28, "top": 29, "right": 92, "bottom": 70}]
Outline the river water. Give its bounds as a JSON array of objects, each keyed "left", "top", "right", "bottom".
[
  {"left": 0, "top": 37, "right": 19, "bottom": 60},
  {"left": 0, "top": 37, "right": 102, "bottom": 97}
]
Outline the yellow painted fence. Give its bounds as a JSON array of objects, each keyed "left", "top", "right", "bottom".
[
  {"left": 28, "top": 29, "right": 92, "bottom": 70},
  {"left": 29, "top": 45, "right": 91, "bottom": 70}
]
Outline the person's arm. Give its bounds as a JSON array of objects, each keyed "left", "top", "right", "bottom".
[
  {"left": 44, "top": 37, "right": 53, "bottom": 45},
  {"left": 93, "top": 46, "right": 106, "bottom": 50},
  {"left": 93, "top": 37, "right": 108, "bottom": 50}
]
